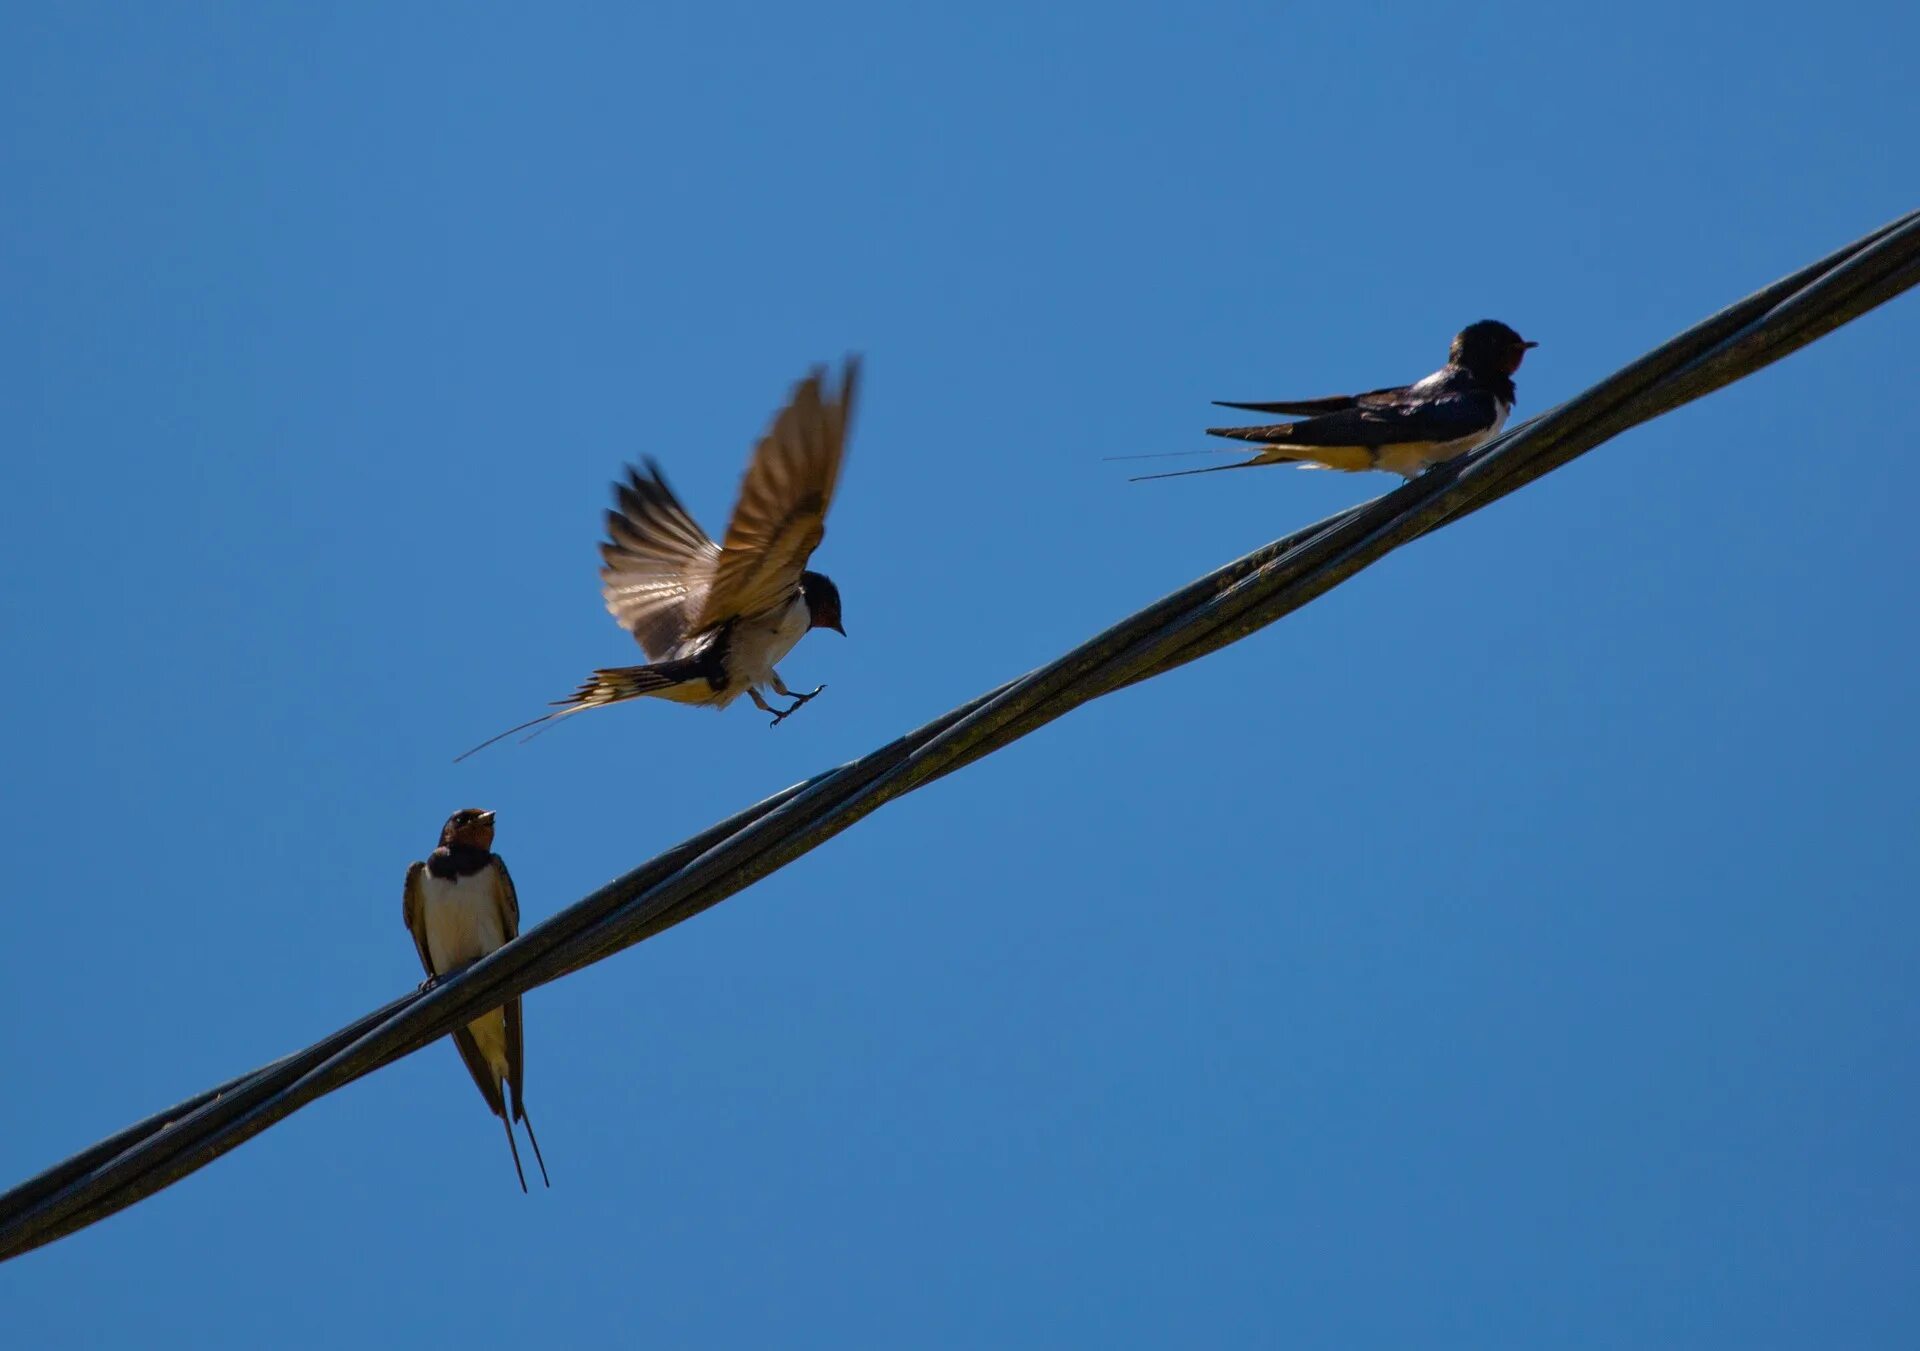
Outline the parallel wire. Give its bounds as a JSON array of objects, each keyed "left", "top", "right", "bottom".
[{"left": 4, "top": 209, "right": 1916, "bottom": 1262}]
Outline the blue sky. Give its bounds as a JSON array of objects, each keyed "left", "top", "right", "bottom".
[{"left": 3, "top": 3, "right": 1915, "bottom": 1346}]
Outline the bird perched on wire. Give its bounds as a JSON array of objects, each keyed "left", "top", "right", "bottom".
[
  {"left": 457, "top": 358, "right": 856, "bottom": 759},
  {"left": 1132, "top": 321, "right": 1537, "bottom": 482},
  {"left": 401, "top": 808, "right": 550, "bottom": 1193}
]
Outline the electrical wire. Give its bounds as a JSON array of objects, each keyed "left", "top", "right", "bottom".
[{"left": 3, "top": 207, "right": 1916, "bottom": 1263}]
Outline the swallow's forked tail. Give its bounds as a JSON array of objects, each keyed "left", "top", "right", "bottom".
[
  {"left": 1129, "top": 458, "right": 1265, "bottom": 482},
  {"left": 452, "top": 662, "right": 694, "bottom": 762},
  {"left": 517, "top": 1103, "right": 551, "bottom": 1189},
  {"left": 1204, "top": 424, "right": 1376, "bottom": 474},
  {"left": 452, "top": 703, "right": 593, "bottom": 762},
  {"left": 500, "top": 1114, "right": 529, "bottom": 1194},
  {"left": 561, "top": 662, "right": 688, "bottom": 707},
  {"left": 1102, "top": 447, "right": 1247, "bottom": 463},
  {"left": 1132, "top": 445, "right": 1371, "bottom": 481}
]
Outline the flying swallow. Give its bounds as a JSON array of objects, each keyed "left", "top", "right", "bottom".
[
  {"left": 458, "top": 359, "right": 856, "bottom": 758},
  {"left": 401, "top": 808, "right": 550, "bottom": 1192},
  {"left": 1133, "top": 321, "right": 1537, "bottom": 482}
]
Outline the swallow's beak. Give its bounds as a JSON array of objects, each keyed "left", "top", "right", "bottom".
[
  {"left": 1520, "top": 340, "right": 1540, "bottom": 349},
  {"left": 476, "top": 811, "right": 497, "bottom": 827},
  {"left": 830, "top": 621, "right": 847, "bottom": 636}
]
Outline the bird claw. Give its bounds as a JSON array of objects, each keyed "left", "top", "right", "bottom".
[
  {"left": 417, "top": 975, "right": 439, "bottom": 992},
  {"left": 767, "top": 685, "right": 827, "bottom": 728}
]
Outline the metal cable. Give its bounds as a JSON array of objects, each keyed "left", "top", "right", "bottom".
[{"left": 4, "top": 208, "right": 1916, "bottom": 1262}]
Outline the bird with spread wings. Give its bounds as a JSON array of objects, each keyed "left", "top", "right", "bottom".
[{"left": 458, "top": 358, "right": 856, "bottom": 759}]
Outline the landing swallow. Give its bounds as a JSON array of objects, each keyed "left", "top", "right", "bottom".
[
  {"left": 458, "top": 359, "right": 856, "bottom": 758},
  {"left": 1135, "top": 321, "right": 1537, "bottom": 482},
  {"left": 401, "top": 808, "right": 551, "bottom": 1192}
]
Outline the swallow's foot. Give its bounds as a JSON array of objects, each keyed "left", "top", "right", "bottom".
[
  {"left": 767, "top": 684, "right": 827, "bottom": 727},
  {"left": 417, "top": 976, "right": 439, "bottom": 992}
]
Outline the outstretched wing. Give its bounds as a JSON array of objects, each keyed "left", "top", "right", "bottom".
[
  {"left": 401, "top": 861, "right": 435, "bottom": 979},
  {"left": 694, "top": 357, "right": 858, "bottom": 631},
  {"left": 600, "top": 461, "right": 723, "bottom": 660},
  {"left": 1206, "top": 389, "right": 1499, "bottom": 448}
]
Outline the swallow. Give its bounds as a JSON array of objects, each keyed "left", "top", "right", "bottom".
[
  {"left": 1133, "top": 321, "right": 1536, "bottom": 482},
  {"left": 401, "top": 808, "right": 550, "bottom": 1192},
  {"left": 458, "top": 359, "right": 856, "bottom": 758}
]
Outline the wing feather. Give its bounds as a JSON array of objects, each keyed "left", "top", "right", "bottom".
[
  {"left": 1211, "top": 382, "right": 1410, "bottom": 417},
  {"left": 491, "top": 857, "right": 528, "bottom": 1119},
  {"left": 694, "top": 357, "right": 858, "bottom": 631},
  {"left": 1207, "top": 390, "right": 1497, "bottom": 448},
  {"left": 599, "top": 461, "right": 722, "bottom": 660},
  {"left": 401, "top": 861, "right": 434, "bottom": 980},
  {"left": 490, "top": 855, "right": 521, "bottom": 939}
]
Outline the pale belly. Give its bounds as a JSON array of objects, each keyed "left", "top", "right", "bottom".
[
  {"left": 710, "top": 595, "right": 809, "bottom": 708},
  {"left": 1376, "top": 400, "right": 1510, "bottom": 478},
  {"left": 420, "top": 872, "right": 508, "bottom": 972},
  {"left": 419, "top": 871, "right": 511, "bottom": 1076}
]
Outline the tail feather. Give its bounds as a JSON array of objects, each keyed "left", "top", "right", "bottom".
[
  {"left": 561, "top": 663, "right": 685, "bottom": 708},
  {"left": 1130, "top": 458, "right": 1266, "bottom": 483},
  {"left": 1132, "top": 443, "right": 1374, "bottom": 481},
  {"left": 453, "top": 704, "right": 593, "bottom": 762},
  {"left": 1102, "top": 447, "right": 1246, "bottom": 463},
  {"left": 453, "top": 659, "right": 703, "bottom": 762},
  {"left": 500, "top": 1114, "right": 529, "bottom": 1194},
  {"left": 517, "top": 1104, "right": 552, "bottom": 1189},
  {"left": 1201, "top": 430, "right": 1375, "bottom": 473}
]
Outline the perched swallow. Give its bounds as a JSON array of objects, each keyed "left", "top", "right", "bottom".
[
  {"left": 1134, "top": 321, "right": 1536, "bottom": 482},
  {"left": 458, "top": 359, "right": 856, "bottom": 757},
  {"left": 401, "top": 808, "right": 550, "bottom": 1192}
]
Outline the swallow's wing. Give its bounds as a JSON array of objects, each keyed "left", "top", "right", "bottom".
[
  {"left": 600, "top": 462, "right": 724, "bottom": 661},
  {"left": 1211, "top": 383, "right": 1409, "bottom": 417},
  {"left": 1206, "top": 389, "right": 1500, "bottom": 448},
  {"left": 402, "top": 861, "right": 435, "bottom": 979},
  {"left": 693, "top": 357, "right": 858, "bottom": 631},
  {"left": 487, "top": 856, "right": 530, "bottom": 1119},
  {"left": 1212, "top": 393, "right": 1356, "bottom": 416},
  {"left": 490, "top": 856, "right": 521, "bottom": 940}
]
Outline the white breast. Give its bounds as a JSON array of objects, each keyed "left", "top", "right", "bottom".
[
  {"left": 714, "top": 592, "right": 810, "bottom": 706},
  {"left": 417, "top": 868, "right": 512, "bottom": 1082},
  {"left": 418, "top": 870, "right": 508, "bottom": 975}
]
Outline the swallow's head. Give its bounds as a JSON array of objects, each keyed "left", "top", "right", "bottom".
[
  {"left": 1452, "top": 320, "right": 1538, "bottom": 378},
  {"left": 439, "top": 807, "right": 497, "bottom": 851},
  {"left": 801, "top": 570, "right": 846, "bottom": 636}
]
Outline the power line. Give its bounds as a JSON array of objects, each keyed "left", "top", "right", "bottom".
[{"left": 3, "top": 208, "right": 1916, "bottom": 1262}]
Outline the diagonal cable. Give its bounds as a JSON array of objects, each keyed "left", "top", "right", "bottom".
[{"left": 3, "top": 208, "right": 1915, "bottom": 1262}]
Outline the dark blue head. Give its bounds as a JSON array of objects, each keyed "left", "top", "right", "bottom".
[
  {"left": 801, "top": 570, "right": 845, "bottom": 635},
  {"left": 1451, "top": 320, "right": 1538, "bottom": 378}
]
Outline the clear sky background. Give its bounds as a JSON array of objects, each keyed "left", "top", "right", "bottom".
[{"left": 3, "top": 4, "right": 1915, "bottom": 1347}]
